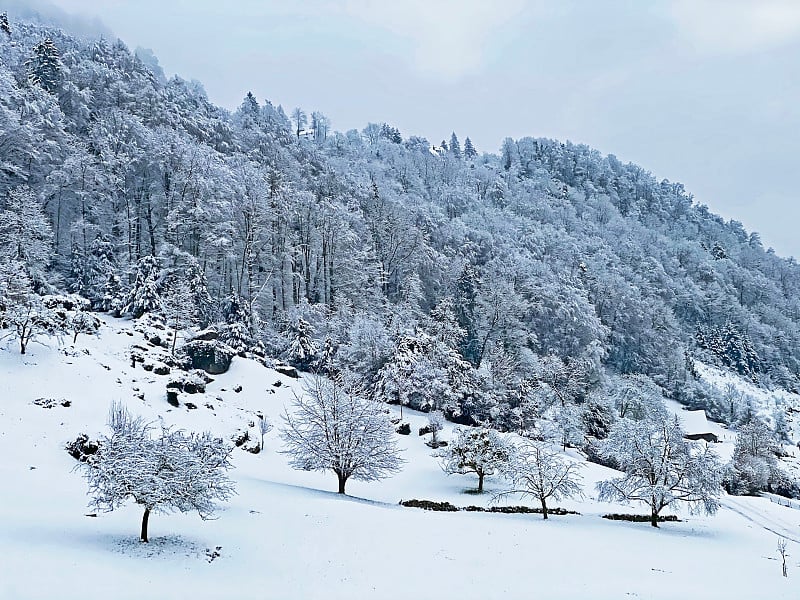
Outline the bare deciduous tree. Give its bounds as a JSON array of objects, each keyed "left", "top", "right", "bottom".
[{"left": 281, "top": 374, "right": 403, "bottom": 494}]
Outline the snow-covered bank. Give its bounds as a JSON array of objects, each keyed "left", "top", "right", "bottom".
[{"left": 1, "top": 317, "right": 798, "bottom": 599}]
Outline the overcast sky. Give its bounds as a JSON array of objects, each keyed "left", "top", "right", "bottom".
[{"left": 9, "top": 0, "right": 800, "bottom": 257}]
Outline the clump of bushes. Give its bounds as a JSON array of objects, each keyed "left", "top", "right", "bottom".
[
  {"left": 602, "top": 513, "right": 680, "bottom": 523},
  {"left": 65, "top": 434, "right": 99, "bottom": 461},
  {"left": 400, "top": 499, "right": 579, "bottom": 516},
  {"left": 400, "top": 499, "right": 458, "bottom": 512}
]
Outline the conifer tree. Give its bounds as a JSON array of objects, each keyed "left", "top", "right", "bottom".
[
  {"left": 450, "top": 132, "right": 461, "bottom": 158},
  {"left": 0, "top": 12, "right": 11, "bottom": 37},
  {"left": 464, "top": 137, "right": 477, "bottom": 159},
  {"left": 26, "top": 38, "right": 62, "bottom": 94}
]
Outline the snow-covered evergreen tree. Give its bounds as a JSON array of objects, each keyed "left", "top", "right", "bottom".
[
  {"left": 281, "top": 374, "right": 404, "bottom": 494},
  {"left": 26, "top": 38, "right": 62, "bottom": 94},
  {"left": 463, "top": 137, "right": 477, "bottom": 159},
  {"left": 286, "top": 316, "right": 318, "bottom": 371},
  {"left": 121, "top": 256, "right": 163, "bottom": 318},
  {"left": 449, "top": 132, "right": 461, "bottom": 159}
]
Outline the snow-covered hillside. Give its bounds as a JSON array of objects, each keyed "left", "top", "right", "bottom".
[{"left": 1, "top": 318, "right": 798, "bottom": 599}]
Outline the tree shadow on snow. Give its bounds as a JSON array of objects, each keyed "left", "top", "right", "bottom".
[{"left": 243, "top": 477, "right": 400, "bottom": 509}]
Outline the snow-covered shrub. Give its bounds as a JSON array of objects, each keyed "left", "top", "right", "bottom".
[{"left": 121, "top": 256, "right": 163, "bottom": 318}]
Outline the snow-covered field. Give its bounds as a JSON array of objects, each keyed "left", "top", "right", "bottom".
[{"left": 1, "top": 316, "right": 798, "bottom": 599}]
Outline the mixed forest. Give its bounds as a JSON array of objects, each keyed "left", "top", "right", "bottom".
[{"left": 2, "top": 14, "right": 799, "bottom": 485}]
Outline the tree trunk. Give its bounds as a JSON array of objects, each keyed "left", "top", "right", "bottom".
[
  {"left": 477, "top": 472, "right": 484, "bottom": 494},
  {"left": 650, "top": 508, "right": 659, "bottom": 528},
  {"left": 337, "top": 472, "right": 347, "bottom": 494},
  {"left": 541, "top": 497, "right": 548, "bottom": 520},
  {"left": 141, "top": 507, "right": 151, "bottom": 542},
  {"left": 171, "top": 323, "right": 178, "bottom": 355}
]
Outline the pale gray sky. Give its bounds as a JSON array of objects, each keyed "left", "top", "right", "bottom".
[{"left": 8, "top": 0, "right": 800, "bottom": 257}]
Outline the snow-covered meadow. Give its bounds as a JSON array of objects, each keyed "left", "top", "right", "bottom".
[{"left": 1, "top": 316, "right": 798, "bottom": 599}]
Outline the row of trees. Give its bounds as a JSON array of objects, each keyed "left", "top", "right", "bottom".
[
  {"left": 439, "top": 409, "right": 722, "bottom": 526},
  {"left": 84, "top": 368, "right": 726, "bottom": 543}
]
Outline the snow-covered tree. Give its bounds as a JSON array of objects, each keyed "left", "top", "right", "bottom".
[
  {"left": 605, "top": 374, "right": 668, "bottom": 421},
  {"left": 291, "top": 107, "right": 307, "bottom": 138},
  {"left": 597, "top": 415, "right": 723, "bottom": 527},
  {"left": 281, "top": 374, "right": 404, "bottom": 494},
  {"left": 121, "top": 256, "right": 162, "bottom": 318},
  {"left": 161, "top": 279, "right": 197, "bottom": 354},
  {"left": 336, "top": 313, "right": 392, "bottom": 376},
  {"left": 498, "top": 441, "right": 583, "bottom": 519},
  {"left": 0, "top": 188, "right": 53, "bottom": 290},
  {"left": 286, "top": 316, "right": 318, "bottom": 371},
  {"left": 68, "top": 309, "right": 101, "bottom": 343},
  {"left": 449, "top": 132, "right": 461, "bottom": 159},
  {"left": 82, "top": 402, "right": 235, "bottom": 542},
  {"left": 0, "top": 12, "right": 11, "bottom": 37},
  {"left": 463, "top": 137, "right": 477, "bottom": 159},
  {"left": 439, "top": 427, "right": 512, "bottom": 493},
  {"left": 428, "top": 410, "right": 445, "bottom": 446},
  {"left": 375, "top": 330, "right": 478, "bottom": 419},
  {"left": 726, "top": 418, "right": 782, "bottom": 495},
  {"left": 26, "top": 38, "right": 62, "bottom": 94},
  {"left": 0, "top": 261, "right": 61, "bottom": 354}
]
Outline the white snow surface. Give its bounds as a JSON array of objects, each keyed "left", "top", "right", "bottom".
[{"left": 1, "top": 316, "right": 798, "bottom": 599}]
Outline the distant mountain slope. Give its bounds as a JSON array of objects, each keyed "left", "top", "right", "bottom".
[{"left": 2, "top": 17, "right": 800, "bottom": 429}]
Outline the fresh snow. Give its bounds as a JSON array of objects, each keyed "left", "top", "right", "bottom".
[{"left": 1, "top": 317, "right": 798, "bottom": 599}]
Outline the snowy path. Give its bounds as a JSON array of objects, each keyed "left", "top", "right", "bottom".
[{"left": 721, "top": 496, "right": 800, "bottom": 543}]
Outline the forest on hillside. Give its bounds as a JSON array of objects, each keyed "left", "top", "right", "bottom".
[{"left": 2, "top": 15, "right": 800, "bottom": 437}]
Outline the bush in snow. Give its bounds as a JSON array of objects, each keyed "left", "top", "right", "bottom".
[
  {"left": 281, "top": 374, "right": 404, "bottom": 494},
  {"left": 80, "top": 402, "right": 235, "bottom": 542},
  {"left": 596, "top": 414, "right": 722, "bottom": 527},
  {"left": 65, "top": 434, "right": 99, "bottom": 461},
  {"left": 438, "top": 427, "right": 512, "bottom": 493}
]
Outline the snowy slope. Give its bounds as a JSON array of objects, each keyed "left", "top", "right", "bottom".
[{"left": 1, "top": 317, "right": 799, "bottom": 599}]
